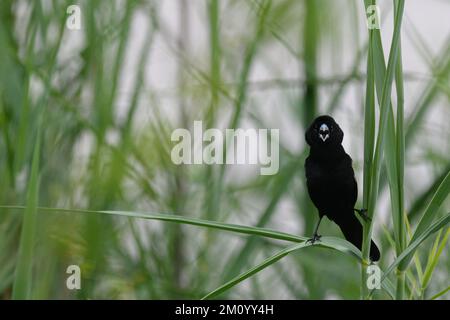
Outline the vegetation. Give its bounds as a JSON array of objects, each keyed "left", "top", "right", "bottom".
[{"left": 0, "top": 0, "right": 448, "bottom": 299}]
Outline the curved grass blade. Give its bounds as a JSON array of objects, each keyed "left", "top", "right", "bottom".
[
  {"left": 421, "top": 228, "right": 450, "bottom": 292},
  {"left": 369, "top": 212, "right": 450, "bottom": 298},
  {"left": 203, "top": 236, "right": 394, "bottom": 299},
  {"left": 430, "top": 285, "right": 450, "bottom": 300},
  {"left": 1, "top": 206, "right": 307, "bottom": 244},
  {"left": 297, "top": 237, "right": 396, "bottom": 299},
  {"left": 3, "top": 206, "right": 398, "bottom": 299},
  {"left": 398, "top": 170, "right": 450, "bottom": 271},
  {"left": 202, "top": 242, "right": 311, "bottom": 300},
  {"left": 203, "top": 237, "right": 360, "bottom": 300},
  {"left": 405, "top": 171, "right": 450, "bottom": 245}
]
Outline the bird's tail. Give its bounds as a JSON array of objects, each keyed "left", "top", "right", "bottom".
[{"left": 335, "top": 212, "right": 381, "bottom": 262}]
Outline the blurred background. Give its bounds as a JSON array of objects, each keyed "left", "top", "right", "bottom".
[{"left": 0, "top": 0, "right": 448, "bottom": 299}]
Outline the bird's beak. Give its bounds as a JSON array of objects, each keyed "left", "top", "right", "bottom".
[
  {"left": 319, "top": 124, "right": 329, "bottom": 142},
  {"left": 319, "top": 133, "right": 329, "bottom": 142}
]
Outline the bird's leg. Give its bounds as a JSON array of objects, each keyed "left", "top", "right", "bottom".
[
  {"left": 306, "top": 216, "right": 322, "bottom": 244},
  {"left": 354, "top": 208, "right": 371, "bottom": 222}
]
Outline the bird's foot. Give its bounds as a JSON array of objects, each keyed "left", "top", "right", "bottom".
[
  {"left": 354, "top": 208, "right": 371, "bottom": 222},
  {"left": 306, "top": 233, "right": 322, "bottom": 245}
]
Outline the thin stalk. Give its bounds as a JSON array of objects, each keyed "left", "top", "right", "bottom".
[
  {"left": 361, "top": 15, "right": 375, "bottom": 299},
  {"left": 396, "top": 270, "right": 406, "bottom": 299},
  {"left": 205, "top": 0, "right": 221, "bottom": 220},
  {"left": 394, "top": 0, "right": 406, "bottom": 299},
  {"left": 171, "top": 0, "right": 190, "bottom": 291}
]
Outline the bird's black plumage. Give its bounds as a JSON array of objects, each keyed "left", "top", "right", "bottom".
[{"left": 304, "top": 115, "right": 380, "bottom": 261}]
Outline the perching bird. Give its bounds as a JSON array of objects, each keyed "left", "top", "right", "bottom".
[{"left": 304, "top": 115, "right": 380, "bottom": 261}]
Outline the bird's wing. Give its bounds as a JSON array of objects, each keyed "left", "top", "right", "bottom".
[
  {"left": 339, "top": 154, "right": 358, "bottom": 208},
  {"left": 305, "top": 156, "right": 327, "bottom": 214}
]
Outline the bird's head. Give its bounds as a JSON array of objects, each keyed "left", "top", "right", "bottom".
[{"left": 305, "top": 115, "right": 344, "bottom": 147}]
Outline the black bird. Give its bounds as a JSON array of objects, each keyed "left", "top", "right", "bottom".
[{"left": 304, "top": 115, "right": 380, "bottom": 261}]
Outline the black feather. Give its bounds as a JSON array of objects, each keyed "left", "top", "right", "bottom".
[{"left": 304, "top": 115, "right": 380, "bottom": 261}]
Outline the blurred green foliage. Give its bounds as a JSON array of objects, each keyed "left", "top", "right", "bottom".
[{"left": 0, "top": 0, "right": 448, "bottom": 299}]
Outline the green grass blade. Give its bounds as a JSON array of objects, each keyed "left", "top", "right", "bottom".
[
  {"left": 397, "top": 169, "right": 449, "bottom": 271},
  {"left": 203, "top": 236, "right": 364, "bottom": 299},
  {"left": 430, "top": 285, "right": 450, "bottom": 300},
  {"left": 11, "top": 127, "right": 41, "bottom": 299},
  {"left": 361, "top": 3, "right": 376, "bottom": 298},
  {"left": 394, "top": 0, "right": 406, "bottom": 299},
  {"left": 362, "top": 29, "right": 375, "bottom": 210},
  {"left": 405, "top": 170, "right": 450, "bottom": 249},
  {"left": 3, "top": 205, "right": 385, "bottom": 299},
  {"left": 373, "top": 212, "right": 450, "bottom": 297},
  {"left": 362, "top": 0, "right": 405, "bottom": 299},
  {"left": 380, "top": 272, "right": 397, "bottom": 300},
  {"left": 1, "top": 206, "right": 307, "bottom": 244},
  {"left": 202, "top": 242, "right": 310, "bottom": 299},
  {"left": 421, "top": 228, "right": 449, "bottom": 292}
]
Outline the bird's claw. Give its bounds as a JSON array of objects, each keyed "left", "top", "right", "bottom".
[
  {"left": 354, "top": 208, "right": 371, "bottom": 222},
  {"left": 306, "top": 233, "right": 322, "bottom": 245}
]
